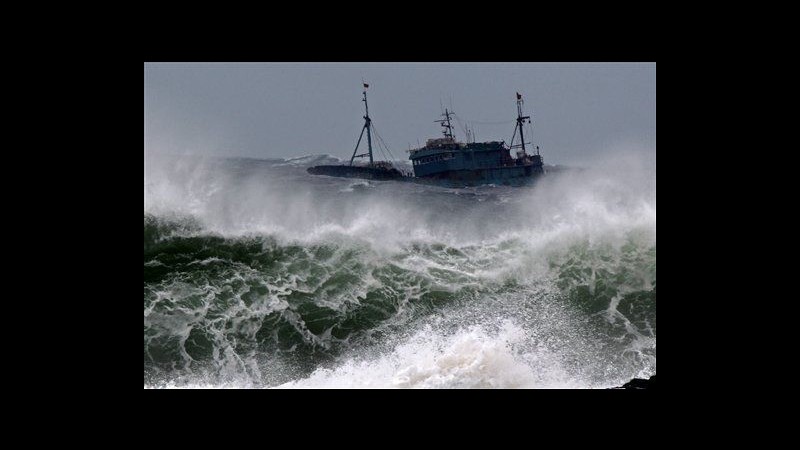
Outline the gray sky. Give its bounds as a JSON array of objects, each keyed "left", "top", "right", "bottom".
[{"left": 145, "top": 62, "right": 655, "bottom": 166}]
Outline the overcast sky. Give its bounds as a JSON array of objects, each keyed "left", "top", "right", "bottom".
[{"left": 144, "top": 62, "right": 655, "bottom": 166}]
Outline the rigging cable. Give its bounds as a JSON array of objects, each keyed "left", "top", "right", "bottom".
[
  {"left": 463, "top": 119, "right": 515, "bottom": 125},
  {"left": 370, "top": 123, "right": 399, "bottom": 168},
  {"left": 526, "top": 113, "right": 536, "bottom": 151},
  {"left": 451, "top": 113, "right": 469, "bottom": 138},
  {"left": 509, "top": 123, "right": 518, "bottom": 150}
]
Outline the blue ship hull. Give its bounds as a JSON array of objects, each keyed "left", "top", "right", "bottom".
[
  {"left": 411, "top": 163, "right": 543, "bottom": 187},
  {"left": 307, "top": 164, "right": 404, "bottom": 181},
  {"left": 307, "top": 162, "right": 544, "bottom": 187},
  {"left": 407, "top": 137, "right": 545, "bottom": 187}
]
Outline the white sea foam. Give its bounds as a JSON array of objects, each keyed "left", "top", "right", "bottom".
[
  {"left": 274, "top": 321, "right": 585, "bottom": 389},
  {"left": 145, "top": 321, "right": 587, "bottom": 389}
]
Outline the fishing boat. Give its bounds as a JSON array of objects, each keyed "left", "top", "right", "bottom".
[{"left": 308, "top": 84, "right": 545, "bottom": 187}]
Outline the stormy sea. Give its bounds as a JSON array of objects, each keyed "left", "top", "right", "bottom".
[{"left": 144, "top": 152, "right": 655, "bottom": 389}]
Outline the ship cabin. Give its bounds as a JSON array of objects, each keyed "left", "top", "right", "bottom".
[{"left": 408, "top": 137, "right": 515, "bottom": 178}]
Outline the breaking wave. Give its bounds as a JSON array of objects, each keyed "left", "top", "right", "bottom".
[{"left": 144, "top": 152, "right": 655, "bottom": 388}]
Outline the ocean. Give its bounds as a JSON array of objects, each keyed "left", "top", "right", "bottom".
[{"left": 144, "top": 153, "right": 655, "bottom": 388}]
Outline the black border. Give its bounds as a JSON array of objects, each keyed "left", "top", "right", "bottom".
[{"left": 135, "top": 41, "right": 663, "bottom": 404}]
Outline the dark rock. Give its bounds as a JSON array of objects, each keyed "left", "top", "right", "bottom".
[{"left": 611, "top": 375, "right": 656, "bottom": 389}]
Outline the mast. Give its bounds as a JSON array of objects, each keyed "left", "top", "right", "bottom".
[
  {"left": 435, "top": 108, "right": 455, "bottom": 139},
  {"left": 510, "top": 92, "right": 531, "bottom": 155},
  {"left": 514, "top": 92, "right": 531, "bottom": 155},
  {"left": 364, "top": 87, "right": 373, "bottom": 165},
  {"left": 349, "top": 82, "right": 374, "bottom": 166}
]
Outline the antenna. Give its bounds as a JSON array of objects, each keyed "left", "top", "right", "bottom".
[{"left": 464, "top": 122, "right": 473, "bottom": 143}]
